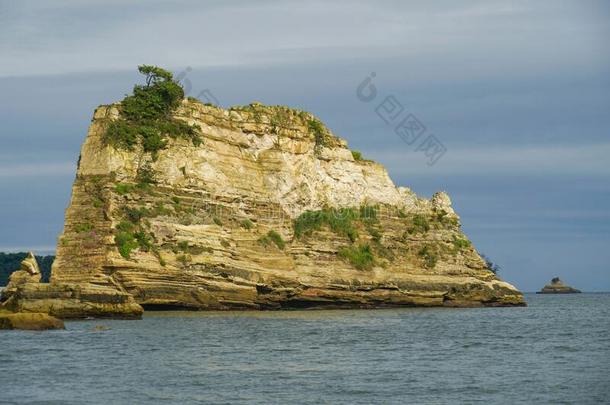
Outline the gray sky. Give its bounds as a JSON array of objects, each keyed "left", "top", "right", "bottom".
[{"left": 0, "top": 0, "right": 609, "bottom": 291}]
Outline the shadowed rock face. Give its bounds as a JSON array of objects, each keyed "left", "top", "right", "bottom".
[
  {"left": 0, "top": 312, "right": 65, "bottom": 330},
  {"left": 5, "top": 100, "right": 525, "bottom": 317},
  {"left": 537, "top": 277, "right": 581, "bottom": 294}
]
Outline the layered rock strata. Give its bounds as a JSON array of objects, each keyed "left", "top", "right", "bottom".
[
  {"left": 5, "top": 100, "right": 525, "bottom": 316},
  {"left": 1, "top": 255, "right": 142, "bottom": 318},
  {"left": 1, "top": 252, "right": 41, "bottom": 300}
]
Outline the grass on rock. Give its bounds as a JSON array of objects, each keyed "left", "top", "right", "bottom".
[
  {"left": 102, "top": 65, "right": 202, "bottom": 159},
  {"left": 338, "top": 244, "right": 375, "bottom": 270}
]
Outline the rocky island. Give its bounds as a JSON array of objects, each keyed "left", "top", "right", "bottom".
[
  {"left": 0, "top": 66, "right": 525, "bottom": 319},
  {"left": 0, "top": 253, "right": 65, "bottom": 330},
  {"left": 537, "top": 277, "right": 581, "bottom": 294}
]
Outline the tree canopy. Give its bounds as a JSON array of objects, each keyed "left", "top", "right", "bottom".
[
  {"left": 481, "top": 254, "right": 501, "bottom": 274},
  {"left": 103, "top": 65, "right": 201, "bottom": 158},
  {"left": 138, "top": 65, "right": 173, "bottom": 87}
]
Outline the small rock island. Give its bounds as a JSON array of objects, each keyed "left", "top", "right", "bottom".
[
  {"left": 537, "top": 277, "right": 581, "bottom": 294},
  {"left": 0, "top": 253, "right": 65, "bottom": 330}
]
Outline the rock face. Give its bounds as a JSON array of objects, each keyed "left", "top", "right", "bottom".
[
  {"left": 537, "top": 277, "right": 581, "bottom": 294},
  {"left": 0, "top": 312, "right": 65, "bottom": 331},
  {"left": 1, "top": 283, "right": 143, "bottom": 319},
  {"left": 6, "top": 100, "right": 525, "bottom": 316},
  {"left": 1, "top": 253, "right": 142, "bottom": 318},
  {"left": 1, "top": 252, "right": 41, "bottom": 301}
]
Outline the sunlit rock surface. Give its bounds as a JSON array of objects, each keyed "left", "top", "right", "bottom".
[
  {"left": 0, "top": 312, "right": 65, "bottom": 331},
  {"left": 5, "top": 100, "right": 525, "bottom": 317},
  {"left": 1, "top": 252, "right": 41, "bottom": 301}
]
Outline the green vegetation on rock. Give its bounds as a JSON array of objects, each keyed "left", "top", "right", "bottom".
[
  {"left": 308, "top": 118, "right": 328, "bottom": 150},
  {"left": 409, "top": 214, "right": 431, "bottom": 234},
  {"left": 435, "top": 209, "right": 459, "bottom": 228},
  {"left": 294, "top": 206, "right": 384, "bottom": 270},
  {"left": 177, "top": 240, "right": 189, "bottom": 252},
  {"left": 134, "top": 230, "right": 153, "bottom": 252},
  {"left": 176, "top": 254, "right": 192, "bottom": 265},
  {"left": 452, "top": 236, "right": 471, "bottom": 250},
  {"left": 258, "top": 230, "right": 286, "bottom": 250},
  {"left": 481, "top": 254, "right": 501, "bottom": 274},
  {"left": 368, "top": 228, "right": 382, "bottom": 243},
  {"left": 84, "top": 175, "right": 107, "bottom": 209},
  {"left": 74, "top": 223, "right": 94, "bottom": 233},
  {"left": 294, "top": 205, "right": 380, "bottom": 243},
  {"left": 400, "top": 210, "right": 461, "bottom": 238},
  {"left": 123, "top": 207, "right": 145, "bottom": 223},
  {"left": 294, "top": 207, "right": 360, "bottom": 242},
  {"left": 270, "top": 109, "right": 291, "bottom": 133},
  {"left": 418, "top": 245, "right": 438, "bottom": 269},
  {"left": 115, "top": 183, "right": 135, "bottom": 195},
  {"left": 115, "top": 231, "right": 139, "bottom": 259},
  {"left": 114, "top": 205, "right": 160, "bottom": 259},
  {"left": 338, "top": 244, "right": 375, "bottom": 270},
  {"left": 359, "top": 205, "right": 378, "bottom": 223},
  {"left": 102, "top": 65, "right": 202, "bottom": 158},
  {"left": 240, "top": 218, "right": 254, "bottom": 230},
  {"left": 136, "top": 162, "right": 158, "bottom": 187}
]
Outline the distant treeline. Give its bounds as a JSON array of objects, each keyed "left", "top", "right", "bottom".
[{"left": 0, "top": 253, "right": 54, "bottom": 285}]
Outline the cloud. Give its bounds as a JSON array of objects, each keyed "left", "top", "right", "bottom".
[
  {"left": 0, "top": 246, "right": 56, "bottom": 254},
  {"left": 372, "top": 142, "right": 610, "bottom": 176},
  {"left": 1, "top": 0, "right": 608, "bottom": 78},
  {"left": 0, "top": 0, "right": 608, "bottom": 291},
  {"left": 0, "top": 162, "right": 75, "bottom": 177}
]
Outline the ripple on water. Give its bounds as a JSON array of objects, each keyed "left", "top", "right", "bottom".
[{"left": 1, "top": 294, "right": 609, "bottom": 404}]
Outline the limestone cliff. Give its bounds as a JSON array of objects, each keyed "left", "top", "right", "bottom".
[{"left": 6, "top": 99, "right": 525, "bottom": 316}]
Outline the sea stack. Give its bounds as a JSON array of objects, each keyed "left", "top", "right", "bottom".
[
  {"left": 537, "top": 277, "right": 581, "bottom": 294},
  {"left": 1, "top": 252, "right": 41, "bottom": 301},
  {"left": 0, "top": 72, "right": 526, "bottom": 317}
]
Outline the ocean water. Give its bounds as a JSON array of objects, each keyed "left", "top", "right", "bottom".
[{"left": 1, "top": 293, "right": 609, "bottom": 404}]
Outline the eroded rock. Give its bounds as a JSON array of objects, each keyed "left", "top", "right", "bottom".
[
  {"left": 2, "top": 282, "right": 143, "bottom": 319},
  {"left": 7, "top": 100, "right": 526, "bottom": 315},
  {"left": 1, "top": 252, "right": 41, "bottom": 302},
  {"left": 0, "top": 312, "right": 64, "bottom": 331},
  {"left": 537, "top": 277, "right": 581, "bottom": 294}
]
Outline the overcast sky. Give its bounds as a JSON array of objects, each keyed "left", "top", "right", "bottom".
[{"left": 0, "top": 0, "right": 609, "bottom": 291}]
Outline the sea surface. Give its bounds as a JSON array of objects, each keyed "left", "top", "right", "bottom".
[{"left": 1, "top": 293, "right": 609, "bottom": 404}]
